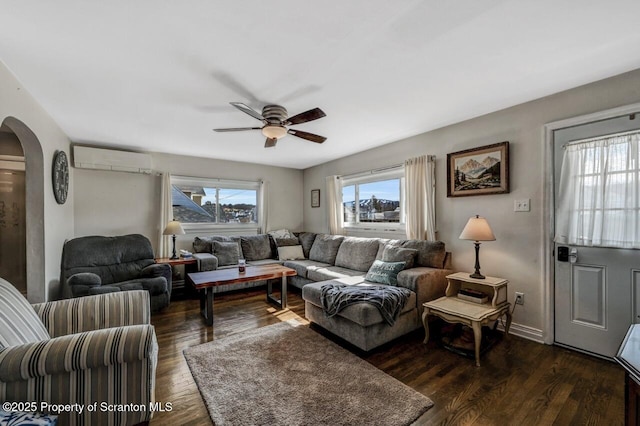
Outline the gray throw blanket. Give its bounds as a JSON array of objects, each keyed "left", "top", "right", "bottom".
[{"left": 320, "top": 283, "right": 412, "bottom": 326}]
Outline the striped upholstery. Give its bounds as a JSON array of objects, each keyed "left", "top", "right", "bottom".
[
  {"left": 33, "top": 290, "right": 151, "bottom": 337},
  {"left": 0, "top": 278, "right": 50, "bottom": 349},
  {"left": 0, "top": 282, "right": 157, "bottom": 426}
]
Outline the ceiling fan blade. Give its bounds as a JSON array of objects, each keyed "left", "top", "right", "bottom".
[
  {"left": 265, "top": 138, "right": 277, "bottom": 148},
  {"left": 213, "top": 127, "right": 262, "bottom": 132},
  {"left": 287, "top": 129, "right": 326, "bottom": 143},
  {"left": 286, "top": 107, "right": 326, "bottom": 125},
  {"left": 230, "top": 102, "right": 265, "bottom": 121}
]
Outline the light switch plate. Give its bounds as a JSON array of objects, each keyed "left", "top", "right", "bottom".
[{"left": 514, "top": 199, "right": 530, "bottom": 212}]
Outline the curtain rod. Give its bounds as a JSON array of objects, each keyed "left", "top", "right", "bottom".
[
  {"left": 563, "top": 128, "right": 640, "bottom": 148},
  {"left": 338, "top": 155, "right": 435, "bottom": 179},
  {"left": 339, "top": 163, "right": 403, "bottom": 180}
]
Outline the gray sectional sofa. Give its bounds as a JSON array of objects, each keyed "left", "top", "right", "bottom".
[{"left": 191, "top": 232, "right": 452, "bottom": 351}]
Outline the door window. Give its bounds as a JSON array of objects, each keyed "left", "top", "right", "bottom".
[{"left": 555, "top": 130, "right": 640, "bottom": 248}]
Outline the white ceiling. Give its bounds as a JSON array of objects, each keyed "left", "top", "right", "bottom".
[{"left": 1, "top": 1, "right": 640, "bottom": 169}]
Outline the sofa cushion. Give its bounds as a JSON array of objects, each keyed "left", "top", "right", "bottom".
[
  {"left": 302, "top": 281, "right": 416, "bottom": 327},
  {"left": 381, "top": 246, "right": 418, "bottom": 269},
  {"left": 0, "top": 278, "right": 51, "bottom": 349},
  {"left": 193, "top": 236, "right": 217, "bottom": 253},
  {"left": 117, "top": 282, "right": 145, "bottom": 291},
  {"left": 116, "top": 277, "right": 168, "bottom": 296},
  {"left": 268, "top": 228, "right": 294, "bottom": 239},
  {"left": 400, "top": 240, "right": 446, "bottom": 268},
  {"left": 240, "top": 234, "right": 273, "bottom": 261},
  {"left": 334, "top": 237, "right": 380, "bottom": 272},
  {"left": 309, "top": 234, "right": 344, "bottom": 264},
  {"left": 248, "top": 259, "right": 283, "bottom": 267},
  {"left": 283, "top": 259, "right": 331, "bottom": 279},
  {"left": 307, "top": 266, "right": 366, "bottom": 283},
  {"left": 193, "top": 235, "right": 244, "bottom": 258},
  {"left": 275, "top": 237, "right": 300, "bottom": 247},
  {"left": 297, "top": 232, "right": 317, "bottom": 258},
  {"left": 213, "top": 241, "right": 240, "bottom": 266},
  {"left": 278, "top": 245, "right": 305, "bottom": 261},
  {"left": 365, "top": 260, "right": 406, "bottom": 286}
]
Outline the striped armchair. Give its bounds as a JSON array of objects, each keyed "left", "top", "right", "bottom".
[{"left": 0, "top": 278, "right": 157, "bottom": 426}]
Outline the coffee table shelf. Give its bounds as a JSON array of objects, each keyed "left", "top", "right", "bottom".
[{"left": 188, "top": 264, "right": 296, "bottom": 326}]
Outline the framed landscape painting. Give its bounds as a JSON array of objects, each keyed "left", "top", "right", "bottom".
[{"left": 447, "top": 141, "right": 509, "bottom": 197}]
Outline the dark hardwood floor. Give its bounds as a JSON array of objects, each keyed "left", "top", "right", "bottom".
[{"left": 150, "top": 288, "right": 625, "bottom": 425}]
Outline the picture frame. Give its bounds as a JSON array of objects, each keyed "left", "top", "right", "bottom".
[
  {"left": 311, "top": 189, "right": 320, "bottom": 208},
  {"left": 447, "top": 141, "right": 510, "bottom": 197}
]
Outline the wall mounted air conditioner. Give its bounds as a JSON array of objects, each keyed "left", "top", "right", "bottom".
[{"left": 73, "top": 146, "right": 153, "bottom": 174}]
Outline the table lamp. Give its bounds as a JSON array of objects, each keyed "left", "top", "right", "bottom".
[
  {"left": 163, "top": 219, "right": 185, "bottom": 260},
  {"left": 459, "top": 215, "right": 495, "bottom": 279}
]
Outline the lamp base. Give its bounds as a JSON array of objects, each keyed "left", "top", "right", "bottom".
[
  {"left": 170, "top": 234, "right": 178, "bottom": 260},
  {"left": 470, "top": 242, "right": 486, "bottom": 279}
]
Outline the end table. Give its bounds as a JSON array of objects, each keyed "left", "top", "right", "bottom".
[{"left": 422, "top": 272, "right": 512, "bottom": 366}]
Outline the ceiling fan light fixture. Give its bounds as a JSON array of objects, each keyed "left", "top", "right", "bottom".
[{"left": 262, "top": 125, "right": 287, "bottom": 139}]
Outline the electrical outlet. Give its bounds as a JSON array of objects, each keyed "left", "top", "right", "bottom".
[
  {"left": 515, "top": 292, "right": 524, "bottom": 305},
  {"left": 514, "top": 199, "right": 531, "bottom": 212}
]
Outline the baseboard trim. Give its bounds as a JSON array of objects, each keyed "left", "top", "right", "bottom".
[{"left": 496, "top": 321, "right": 544, "bottom": 343}]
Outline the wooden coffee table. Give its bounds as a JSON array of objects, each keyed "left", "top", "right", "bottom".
[{"left": 188, "top": 264, "right": 296, "bottom": 326}]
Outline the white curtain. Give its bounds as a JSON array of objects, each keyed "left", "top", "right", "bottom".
[
  {"left": 158, "top": 172, "right": 173, "bottom": 258},
  {"left": 258, "top": 180, "right": 269, "bottom": 233},
  {"left": 326, "top": 175, "right": 343, "bottom": 235},
  {"left": 404, "top": 155, "right": 436, "bottom": 240},
  {"left": 555, "top": 131, "right": 640, "bottom": 248}
]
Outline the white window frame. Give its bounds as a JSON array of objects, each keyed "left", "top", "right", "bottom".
[
  {"left": 341, "top": 167, "right": 405, "bottom": 231},
  {"left": 171, "top": 175, "right": 261, "bottom": 233}
]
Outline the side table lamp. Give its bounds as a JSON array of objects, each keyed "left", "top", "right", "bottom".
[
  {"left": 459, "top": 215, "right": 495, "bottom": 279},
  {"left": 163, "top": 219, "right": 185, "bottom": 260}
]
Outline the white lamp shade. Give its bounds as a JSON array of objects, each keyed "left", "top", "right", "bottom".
[
  {"left": 163, "top": 220, "right": 185, "bottom": 236},
  {"left": 459, "top": 215, "right": 495, "bottom": 241}
]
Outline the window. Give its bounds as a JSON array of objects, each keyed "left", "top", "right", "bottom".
[
  {"left": 341, "top": 168, "right": 404, "bottom": 228},
  {"left": 171, "top": 176, "right": 260, "bottom": 227},
  {"left": 555, "top": 130, "right": 640, "bottom": 248}
]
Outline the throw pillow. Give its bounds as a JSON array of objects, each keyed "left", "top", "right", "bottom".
[
  {"left": 275, "top": 237, "right": 300, "bottom": 247},
  {"left": 240, "top": 235, "right": 273, "bottom": 261},
  {"left": 213, "top": 241, "right": 240, "bottom": 266},
  {"left": 381, "top": 246, "right": 418, "bottom": 269},
  {"left": 365, "top": 260, "right": 406, "bottom": 286},
  {"left": 277, "top": 245, "right": 305, "bottom": 261}
]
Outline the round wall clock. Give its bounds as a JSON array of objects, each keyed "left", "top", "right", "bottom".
[{"left": 52, "top": 150, "right": 69, "bottom": 204}]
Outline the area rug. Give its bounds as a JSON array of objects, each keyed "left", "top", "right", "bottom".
[{"left": 184, "top": 320, "right": 433, "bottom": 426}]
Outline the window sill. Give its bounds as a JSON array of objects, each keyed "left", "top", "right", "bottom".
[{"left": 182, "top": 223, "right": 261, "bottom": 235}]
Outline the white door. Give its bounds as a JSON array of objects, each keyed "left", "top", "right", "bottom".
[{"left": 554, "top": 116, "right": 640, "bottom": 358}]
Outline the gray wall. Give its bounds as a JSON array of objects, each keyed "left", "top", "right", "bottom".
[
  {"left": 73, "top": 152, "right": 304, "bottom": 255},
  {"left": 303, "top": 68, "right": 640, "bottom": 338},
  {"left": 0, "top": 61, "right": 74, "bottom": 302}
]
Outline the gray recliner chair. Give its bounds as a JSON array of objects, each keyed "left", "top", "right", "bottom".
[{"left": 61, "top": 234, "right": 171, "bottom": 311}]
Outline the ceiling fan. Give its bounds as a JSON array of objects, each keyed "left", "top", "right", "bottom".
[{"left": 214, "top": 102, "right": 327, "bottom": 148}]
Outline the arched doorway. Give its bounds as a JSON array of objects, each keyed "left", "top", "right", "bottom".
[
  {"left": 0, "top": 117, "right": 45, "bottom": 302},
  {"left": 0, "top": 130, "right": 26, "bottom": 293}
]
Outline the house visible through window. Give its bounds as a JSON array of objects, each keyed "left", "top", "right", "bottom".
[
  {"left": 341, "top": 168, "right": 404, "bottom": 227},
  {"left": 171, "top": 176, "right": 259, "bottom": 226}
]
